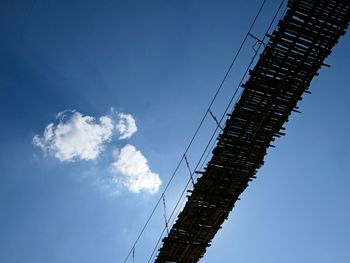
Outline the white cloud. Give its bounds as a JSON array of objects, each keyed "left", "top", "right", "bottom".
[
  {"left": 116, "top": 113, "right": 137, "bottom": 139},
  {"left": 33, "top": 110, "right": 114, "bottom": 161},
  {"left": 33, "top": 109, "right": 159, "bottom": 195},
  {"left": 111, "top": 144, "right": 161, "bottom": 194}
]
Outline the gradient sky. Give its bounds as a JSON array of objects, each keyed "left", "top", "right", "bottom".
[{"left": 1, "top": 0, "right": 349, "bottom": 262}]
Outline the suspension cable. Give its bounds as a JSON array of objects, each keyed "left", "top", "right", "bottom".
[
  {"left": 122, "top": 1, "right": 268, "bottom": 262},
  {"left": 184, "top": 154, "right": 195, "bottom": 186},
  {"left": 145, "top": 0, "right": 287, "bottom": 261},
  {"left": 208, "top": 108, "right": 224, "bottom": 131},
  {"left": 161, "top": 194, "right": 170, "bottom": 235}
]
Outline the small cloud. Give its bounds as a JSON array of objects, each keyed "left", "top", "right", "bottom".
[
  {"left": 33, "top": 109, "right": 159, "bottom": 195},
  {"left": 33, "top": 110, "right": 114, "bottom": 162},
  {"left": 111, "top": 144, "right": 161, "bottom": 194},
  {"left": 116, "top": 113, "right": 137, "bottom": 139}
]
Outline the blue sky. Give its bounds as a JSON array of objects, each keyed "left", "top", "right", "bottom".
[{"left": 1, "top": 0, "right": 349, "bottom": 262}]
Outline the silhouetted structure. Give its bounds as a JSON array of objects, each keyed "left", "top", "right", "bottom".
[{"left": 155, "top": 0, "right": 350, "bottom": 262}]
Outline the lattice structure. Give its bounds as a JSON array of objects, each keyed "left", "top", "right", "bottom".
[{"left": 154, "top": 0, "right": 350, "bottom": 262}]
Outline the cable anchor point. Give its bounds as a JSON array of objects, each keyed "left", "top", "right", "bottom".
[
  {"left": 184, "top": 154, "right": 196, "bottom": 186},
  {"left": 208, "top": 108, "right": 224, "bottom": 131},
  {"left": 248, "top": 32, "right": 267, "bottom": 51}
]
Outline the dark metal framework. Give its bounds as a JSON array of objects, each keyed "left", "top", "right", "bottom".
[{"left": 155, "top": 0, "right": 350, "bottom": 262}]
